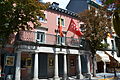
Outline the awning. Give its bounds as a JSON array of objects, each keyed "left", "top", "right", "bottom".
[
  {"left": 105, "top": 51, "right": 120, "bottom": 63},
  {"left": 96, "top": 51, "right": 110, "bottom": 62}
]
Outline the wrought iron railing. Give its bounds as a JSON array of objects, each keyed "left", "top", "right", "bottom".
[
  {"left": 16, "top": 31, "right": 117, "bottom": 51},
  {"left": 17, "top": 31, "right": 83, "bottom": 47},
  {"left": 16, "top": 31, "right": 118, "bottom": 51}
]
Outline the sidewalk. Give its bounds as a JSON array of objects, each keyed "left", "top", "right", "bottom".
[
  {"left": 91, "top": 76, "right": 118, "bottom": 80},
  {"left": 38, "top": 73, "right": 120, "bottom": 80},
  {"left": 89, "top": 73, "right": 120, "bottom": 80}
]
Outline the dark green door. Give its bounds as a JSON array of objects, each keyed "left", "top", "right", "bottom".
[{"left": 38, "top": 53, "right": 48, "bottom": 78}]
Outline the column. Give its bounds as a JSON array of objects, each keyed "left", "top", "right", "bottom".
[
  {"left": 54, "top": 53, "right": 60, "bottom": 80},
  {"left": 15, "top": 51, "right": 21, "bottom": 80},
  {"left": 63, "top": 54, "right": 67, "bottom": 80},
  {"left": 87, "top": 54, "right": 92, "bottom": 78},
  {"left": 33, "top": 53, "right": 39, "bottom": 80},
  {"left": 77, "top": 54, "right": 83, "bottom": 79},
  {"left": 103, "top": 61, "right": 106, "bottom": 73}
]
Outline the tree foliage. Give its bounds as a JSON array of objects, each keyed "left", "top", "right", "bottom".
[
  {"left": 101, "top": 0, "right": 120, "bottom": 9},
  {"left": 78, "top": 7, "right": 112, "bottom": 76},
  {"left": 0, "top": 0, "right": 49, "bottom": 45},
  {"left": 101, "top": 0, "right": 120, "bottom": 37},
  {"left": 78, "top": 8, "right": 111, "bottom": 52}
]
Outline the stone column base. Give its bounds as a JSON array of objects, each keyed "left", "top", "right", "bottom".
[
  {"left": 77, "top": 74, "right": 84, "bottom": 79},
  {"left": 15, "top": 76, "right": 20, "bottom": 80},
  {"left": 33, "top": 78, "right": 39, "bottom": 80},
  {"left": 63, "top": 75, "right": 68, "bottom": 80},
  {"left": 87, "top": 73, "right": 92, "bottom": 79},
  {"left": 54, "top": 76, "right": 60, "bottom": 80}
]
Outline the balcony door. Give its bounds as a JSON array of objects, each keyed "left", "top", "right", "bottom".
[{"left": 36, "top": 32, "right": 45, "bottom": 43}]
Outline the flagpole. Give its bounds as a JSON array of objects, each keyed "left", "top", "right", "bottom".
[
  {"left": 65, "top": 31, "right": 68, "bottom": 46},
  {"left": 59, "top": 16, "right": 62, "bottom": 51}
]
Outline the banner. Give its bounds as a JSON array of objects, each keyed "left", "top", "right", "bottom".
[{"left": 68, "top": 19, "right": 83, "bottom": 37}]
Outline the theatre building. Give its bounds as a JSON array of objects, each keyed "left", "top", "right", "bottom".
[{"left": 0, "top": 2, "right": 92, "bottom": 80}]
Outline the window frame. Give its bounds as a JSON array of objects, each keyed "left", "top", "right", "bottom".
[
  {"left": 57, "top": 35, "right": 65, "bottom": 45},
  {"left": 79, "top": 23, "right": 85, "bottom": 32},
  {"left": 38, "top": 13, "right": 47, "bottom": 23},
  {"left": 57, "top": 16, "right": 65, "bottom": 27},
  {"left": 36, "top": 31, "right": 45, "bottom": 43}
]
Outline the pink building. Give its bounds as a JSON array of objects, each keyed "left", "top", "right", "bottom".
[{"left": 1, "top": 2, "right": 91, "bottom": 80}]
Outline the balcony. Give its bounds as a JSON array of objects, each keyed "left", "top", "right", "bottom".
[
  {"left": 17, "top": 31, "right": 83, "bottom": 48},
  {"left": 19, "top": 31, "right": 36, "bottom": 42},
  {"left": 17, "top": 31, "right": 117, "bottom": 51}
]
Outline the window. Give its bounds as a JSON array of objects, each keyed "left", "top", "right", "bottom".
[
  {"left": 57, "top": 35, "right": 65, "bottom": 44},
  {"left": 38, "top": 13, "right": 47, "bottom": 22},
  {"left": 36, "top": 32, "right": 45, "bottom": 43},
  {"left": 80, "top": 24, "right": 85, "bottom": 32},
  {"left": 57, "top": 17, "right": 65, "bottom": 26}
]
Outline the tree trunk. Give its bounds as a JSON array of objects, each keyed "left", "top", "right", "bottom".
[{"left": 92, "top": 54, "right": 96, "bottom": 77}]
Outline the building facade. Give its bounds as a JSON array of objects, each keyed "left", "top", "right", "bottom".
[
  {"left": 0, "top": 3, "right": 92, "bottom": 80},
  {"left": 66, "top": 0, "right": 120, "bottom": 75}
]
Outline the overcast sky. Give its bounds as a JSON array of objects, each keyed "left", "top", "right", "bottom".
[
  {"left": 43, "top": 0, "right": 101, "bottom": 9},
  {"left": 43, "top": 0, "right": 70, "bottom": 9}
]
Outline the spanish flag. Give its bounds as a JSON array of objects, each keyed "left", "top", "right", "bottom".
[{"left": 58, "top": 17, "right": 64, "bottom": 37}]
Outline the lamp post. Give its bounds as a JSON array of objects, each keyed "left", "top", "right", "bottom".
[{"left": 111, "top": 40, "right": 117, "bottom": 77}]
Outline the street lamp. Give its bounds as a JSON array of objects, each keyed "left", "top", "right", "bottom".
[{"left": 111, "top": 40, "right": 117, "bottom": 77}]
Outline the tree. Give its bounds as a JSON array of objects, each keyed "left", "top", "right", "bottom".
[
  {"left": 101, "top": 0, "right": 120, "bottom": 37},
  {"left": 0, "top": 0, "right": 49, "bottom": 46},
  {"left": 78, "top": 7, "right": 112, "bottom": 76}
]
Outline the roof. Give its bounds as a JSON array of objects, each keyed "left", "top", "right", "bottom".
[
  {"left": 66, "top": 0, "right": 101, "bottom": 13},
  {"left": 105, "top": 51, "right": 120, "bottom": 63},
  {"left": 48, "top": 5, "right": 79, "bottom": 18},
  {"left": 66, "top": 0, "right": 88, "bottom": 13},
  {"left": 96, "top": 51, "right": 110, "bottom": 62}
]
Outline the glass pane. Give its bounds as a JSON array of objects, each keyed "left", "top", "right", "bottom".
[
  {"left": 58, "top": 18, "right": 60, "bottom": 25},
  {"left": 37, "top": 32, "right": 45, "bottom": 43},
  {"left": 58, "top": 18, "right": 64, "bottom": 26},
  {"left": 39, "top": 14, "right": 46, "bottom": 21},
  {"left": 61, "top": 37, "right": 65, "bottom": 43},
  {"left": 57, "top": 36, "right": 61, "bottom": 44},
  {"left": 37, "top": 33, "right": 39, "bottom": 39},
  {"left": 61, "top": 19, "right": 64, "bottom": 26},
  {"left": 41, "top": 34, "right": 44, "bottom": 42}
]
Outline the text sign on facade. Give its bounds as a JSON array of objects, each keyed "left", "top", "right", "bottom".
[{"left": 17, "top": 45, "right": 37, "bottom": 50}]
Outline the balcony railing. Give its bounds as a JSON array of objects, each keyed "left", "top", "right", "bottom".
[
  {"left": 17, "top": 31, "right": 83, "bottom": 47},
  {"left": 19, "top": 31, "right": 36, "bottom": 42},
  {"left": 17, "top": 31, "right": 117, "bottom": 51}
]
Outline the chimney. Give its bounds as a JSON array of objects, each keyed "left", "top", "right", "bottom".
[{"left": 52, "top": 2, "right": 59, "bottom": 7}]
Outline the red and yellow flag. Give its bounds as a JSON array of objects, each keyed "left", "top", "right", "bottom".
[{"left": 58, "top": 17, "right": 64, "bottom": 37}]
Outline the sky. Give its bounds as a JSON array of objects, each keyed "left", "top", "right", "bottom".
[
  {"left": 43, "top": 0, "right": 101, "bottom": 9},
  {"left": 43, "top": 0, "right": 70, "bottom": 9}
]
